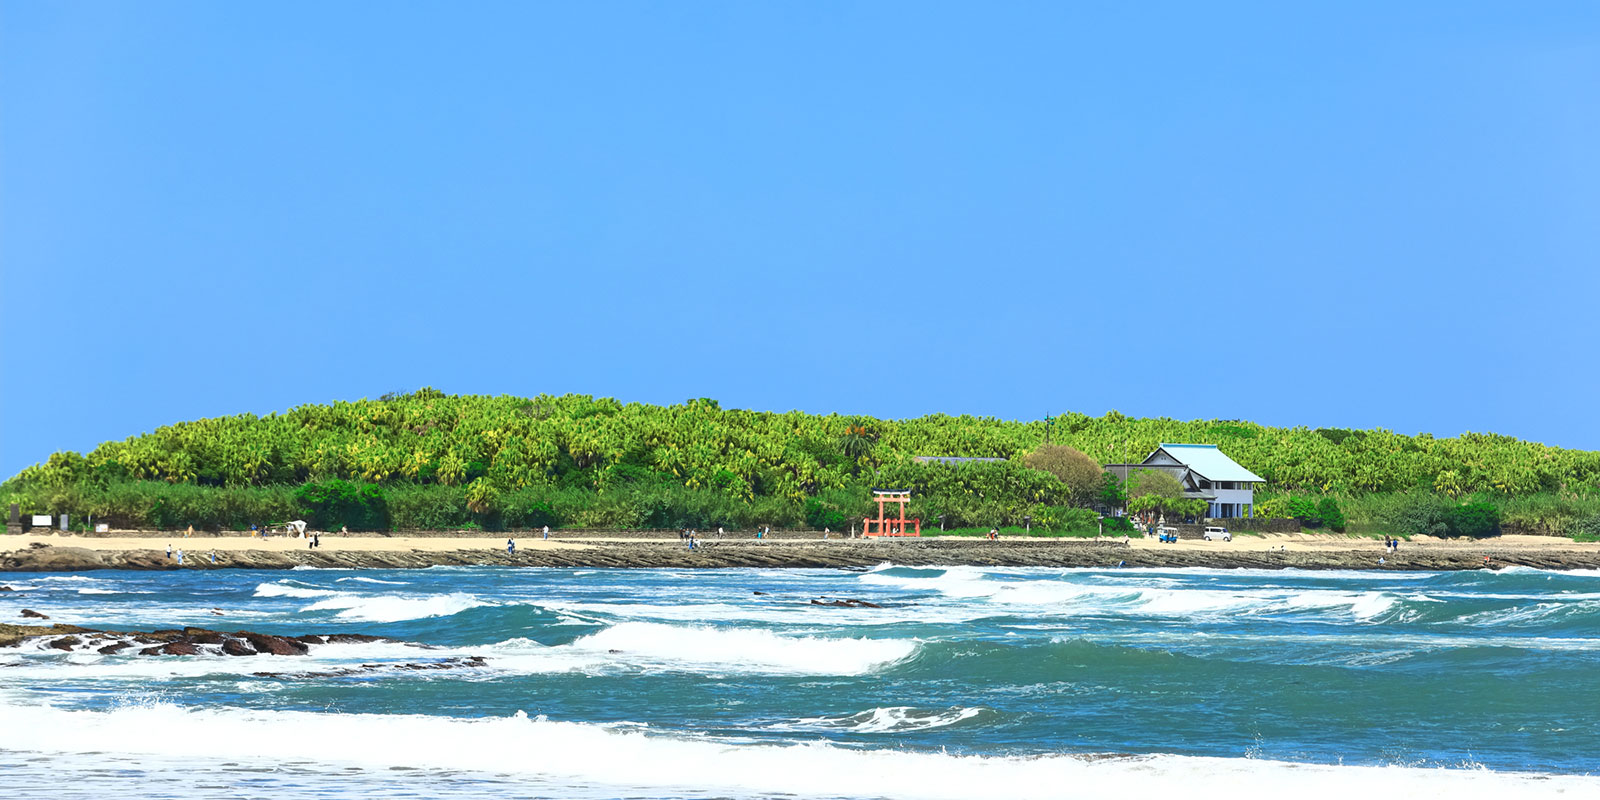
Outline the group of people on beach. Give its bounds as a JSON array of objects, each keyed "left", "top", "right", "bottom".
[{"left": 1383, "top": 536, "right": 1401, "bottom": 554}]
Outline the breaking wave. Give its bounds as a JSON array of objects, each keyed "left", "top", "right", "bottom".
[
  {"left": 301, "top": 592, "right": 489, "bottom": 623},
  {"left": 565, "top": 621, "right": 915, "bottom": 675},
  {"left": 253, "top": 581, "right": 342, "bottom": 599},
  {"left": 768, "top": 705, "right": 986, "bottom": 733}
]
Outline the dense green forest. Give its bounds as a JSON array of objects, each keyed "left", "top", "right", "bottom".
[{"left": 6, "top": 389, "right": 1600, "bottom": 537}]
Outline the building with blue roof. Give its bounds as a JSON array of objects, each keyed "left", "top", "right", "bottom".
[{"left": 1104, "top": 443, "right": 1264, "bottom": 520}]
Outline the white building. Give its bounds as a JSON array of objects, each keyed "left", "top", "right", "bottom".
[{"left": 1104, "top": 443, "right": 1265, "bottom": 519}]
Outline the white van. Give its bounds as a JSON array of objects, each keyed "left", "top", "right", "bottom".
[{"left": 1202, "top": 526, "right": 1231, "bottom": 542}]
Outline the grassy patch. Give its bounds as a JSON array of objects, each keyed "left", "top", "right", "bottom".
[{"left": 1574, "top": 533, "right": 1600, "bottom": 543}]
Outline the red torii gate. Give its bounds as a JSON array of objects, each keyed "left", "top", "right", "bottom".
[{"left": 864, "top": 489, "right": 920, "bottom": 537}]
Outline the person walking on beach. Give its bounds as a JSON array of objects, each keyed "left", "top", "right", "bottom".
[
  {"left": 210, "top": 550, "right": 216, "bottom": 564},
  {"left": 176, "top": 549, "right": 185, "bottom": 565},
  {"left": 543, "top": 525, "right": 550, "bottom": 541},
  {"left": 507, "top": 538, "right": 516, "bottom": 554},
  {"left": 166, "top": 543, "right": 173, "bottom": 560},
  {"left": 185, "top": 525, "right": 193, "bottom": 539}
]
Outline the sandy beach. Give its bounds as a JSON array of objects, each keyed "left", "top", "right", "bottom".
[{"left": 3, "top": 529, "right": 1598, "bottom": 572}]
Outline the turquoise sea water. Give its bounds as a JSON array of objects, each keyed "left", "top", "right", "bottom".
[{"left": 2, "top": 564, "right": 1599, "bottom": 799}]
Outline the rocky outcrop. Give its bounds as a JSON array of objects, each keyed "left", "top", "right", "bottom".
[
  {"left": 809, "top": 597, "right": 884, "bottom": 608},
  {"left": 20, "top": 609, "right": 48, "bottom": 619},
  {"left": 0, "top": 624, "right": 393, "bottom": 657},
  {"left": 0, "top": 623, "right": 91, "bottom": 648}
]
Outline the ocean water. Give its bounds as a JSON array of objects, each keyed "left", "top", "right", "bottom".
[{"left": 2, "top": 564, "right": 1599, "bottom": 799}]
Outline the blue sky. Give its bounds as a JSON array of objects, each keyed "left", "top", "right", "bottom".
[{"left": 3, "top": 2, "right": 1598, "bottom": 477}]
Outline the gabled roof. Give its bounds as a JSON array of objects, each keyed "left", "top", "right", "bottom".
[{"left": 1149, "top": 444, "right": 1265, "bottom": 483}]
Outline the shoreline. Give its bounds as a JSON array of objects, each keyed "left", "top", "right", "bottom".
[{"left": 4, "top": 531, "right": 1599, "bottom": 572}]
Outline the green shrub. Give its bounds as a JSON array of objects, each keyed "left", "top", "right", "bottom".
[
  {"left": 1370, "top": 493, "right": 1451, "bottom": 538},
  {"left": 1443, "top": 501, "right": 1501, "bottom": 538},
  {"left": 1570, "top": 513, "right": 1600, "bottom": 541},
  {"left": 1315, "top": 498, "right": 1347, "bottom": 532},
  {"left": 293, "top": 480, "right": 390, "bottom": 531},
  {"left": 804, "top": 497, "right": 848, "bottom": 531},
  {"left": 1287, "top": 497, "right": 1322, "bottom": 528},
  {"left": 1100, "top": 515, "right": 1135, "bottom": 533}
]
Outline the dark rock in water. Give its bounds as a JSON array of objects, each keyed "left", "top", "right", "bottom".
[
  {"left": 1, "top": 623, "right": 374, "bottom": 657},
  {"left": 394, "top": 656, "right": 487, "bottom": 671},
  {"left": 809, "top": 598, "right": 883, "bottom": 608},
  {"left": 183, "top": 628, "right": 226, "bottom": 645},
  {"left": 221, "top": 638, "right": 256, "bottom": 656},
  {"left": 752, "top": 591, "right": 767, "bottom": 595},
  {"left": 251, "top": 655, "right": 489, "bottom": 679},
  {"left": 20, "top": 609, "right": 48, "bottom": 619},
  {"left": 0, "top": 586, "right": 13, "bottom": 592},
  {"left": 0, "top": 622, "right": 89, "bottom": 648},
  {"left": 241, "top": 632, "right": 309, "bottom": 656},
  {"left": 300, "top": 633, "right": 389, "bottom": 645}
]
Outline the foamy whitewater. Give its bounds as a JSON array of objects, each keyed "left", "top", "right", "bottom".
[{"left": 2, "top": 565, "right": 1598, "bottom": 799}]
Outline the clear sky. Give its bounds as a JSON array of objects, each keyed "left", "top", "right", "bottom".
[{"left": 3, "top": 2, "right": 1599, "bottom": 477}]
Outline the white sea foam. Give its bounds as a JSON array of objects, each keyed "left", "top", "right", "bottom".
[
  {"left": 770, "top": 706, "right": 985, "bottom": 733},
  {"left": 1492, "top": 565, "right": 1600, "bottom": 578},
  {"left": 1453, "top": 599, "right": 1600, "bottom": 628},
  {"left": 544, "top": 599, "right": 988, "bottom": 627},
  {"left": 253, "top": 581, "right": 342, "bottom": 599},
  {"left": 334, "top": 576, "right": 409, "bottom": 585},
  {"left": 565, "top": 621, "right": 914, "bottom": 675},
  {"left": 75, "top": 588, "right": 154, "bottom": 595},
  {"left": 861, "top": 568, "right": 1407, "bottom": 622},
  {"left": 301, "top": 592, "right": 489, "bottom": 622},
  {"left": 0, "top": 700, "right": 1589, "bottom": 800}
]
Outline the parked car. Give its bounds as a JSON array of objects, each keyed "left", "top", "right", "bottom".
[{"left": 1202, "top": 526, "right": 1231, "bottom": 542}]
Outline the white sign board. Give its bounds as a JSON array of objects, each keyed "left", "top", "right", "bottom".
[{"left": 31, "top": 515, "right": 51, "bottom": 526}]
